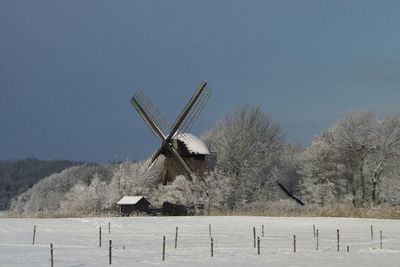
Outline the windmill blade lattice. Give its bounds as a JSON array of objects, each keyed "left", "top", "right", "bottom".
[
  {"left": 130, "top": 80, "right": 212, "bottom": 181},
  {"left": 131, "top": 89, "right": 170, "bottom": 137},
  {"left": 176, "top": 85, "right": 211, "bottom": 133}
]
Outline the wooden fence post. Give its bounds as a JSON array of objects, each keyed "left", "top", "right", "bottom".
[
  {"left": 257, "top": 237, "right": 260, "bottom": 255},
  {"left": 316, "top": 229, "right": 319, "bottom": 251},
  {"left": 371, "top": 225, "right": 373, "bottom": 239},
  {"left": 175, "top": 227, "right": 178, "bottom": 249},
  {"left": 32, "top": 225, "right": 36, "bottom": 245},
  {"left": 162, "top": 236, "right": 166, "bottom": 261},
  {"left": 337, "top": 229, "right": 340, "bottom": 252},
  {"left": 50, "top": 243, "right": 54, "bottom": 267},
  {"left": 262, "top": 225, "right": 264, "bottom": 237},
  {"left": 109, "top": 240, "right": 112, "bottom": 265},
  {"left": 209, "top": 224, "right": 212, "bottom": 238},
  {"left": 380, "top": 231, "right": 382, "bottom": 249},
  {"left": 211, "top": 237, "right": 214, "bottom": 257},
  {"left": 293, "top": 235, "right": 296, "bottom": 253},
  {"left": 108, "top": 222, "right": 111, "bottom": 235},
  {"left": 99, "top": 227, "right": 102, "bottom": 247},
  {"left": 253, "top": 227, "right": 256, "bottom": 248},
  {"left": 347, "top": 245, "right": 349, "bottom": 253},
  {"left": 313, "top": 224, "right": 316, "bottom": 238}
]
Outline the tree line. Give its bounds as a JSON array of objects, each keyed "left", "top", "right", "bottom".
[
  {"left": 0, "top": 158, "right": 81, "bottom": 210},
  {"left": 6, "top": 105, "right": 400, "bottom": 215}
]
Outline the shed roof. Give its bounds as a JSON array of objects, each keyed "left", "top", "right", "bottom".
[
  {"left": 117, "top": 196, "right": 148, "bottom": 205},
  {"left": 173, "top": 132, "right": 210, "bottom": 155}
]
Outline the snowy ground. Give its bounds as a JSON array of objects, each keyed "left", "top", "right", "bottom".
[{"left": 1, "top": 216, "right": 400, "bottom": 266}]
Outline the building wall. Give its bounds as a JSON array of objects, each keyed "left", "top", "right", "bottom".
[
  {"left": 162, "top": 139, "right": 207, "bottom": 184},
  {"left": 162, "top": 155, "right": 206, "bottom": 184},
  {"left": 119, "top": 200, "right": 150, "bottom": 215}
]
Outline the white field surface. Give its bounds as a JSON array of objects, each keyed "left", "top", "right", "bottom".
[{"left": 1, "top": 216, "right": 400, "bottom": 266}]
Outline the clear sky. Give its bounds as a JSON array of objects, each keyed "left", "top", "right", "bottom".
[{"left": 1, "top": 1, "right": 400, "bottom": 162}]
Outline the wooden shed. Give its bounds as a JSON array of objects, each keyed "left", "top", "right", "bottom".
[{"left": 117, "top": 196, "right": 150, "bottom": 215}]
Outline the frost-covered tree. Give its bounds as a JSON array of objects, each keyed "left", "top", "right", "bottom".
[
  {"left": 0, "top": 158, "right": 80, "bottom": 210},
  {"left": 334, "top": 111, "right": 376, "bottom": 205},
  {"left": 298, "top": 130, "right": 355, "bottom": 205},
  {"left": 300, "top": 111, "right": 400, "bottom": 207},
  {"left": 10, "top": 164, "right": 114, "bottom": 213},
  {"left": 202, "top": 104, "right": 285, "bottom": 208},
  {"left": 368, "top": 114, "right": 400, "bottom": 205},
  {"left": 205, "top": 170, "right": 235, "bottom": 209},
  {"left": 277, "top": 143, "right": 303, "bottom": 196},
  {"left": 61, "top": 174, "right": 108, "bottom": 214},
  {"left": 380, "top": 159, "right": 400, "bottom": 204},
  {"left": 103, "top": 158, "right": 163, "bottom": 211}
]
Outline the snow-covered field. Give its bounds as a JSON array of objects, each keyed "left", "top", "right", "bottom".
[{"left": 1, "top": 216, "right": 400, "bottom": 266}]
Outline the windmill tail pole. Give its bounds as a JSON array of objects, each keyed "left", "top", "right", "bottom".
[{"left": 277, "top": 182, "right": 305, "bottom": 205}]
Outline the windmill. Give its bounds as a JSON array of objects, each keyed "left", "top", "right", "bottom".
[{"left": 130, "top": 81, "right": 212, "bottom": 184}]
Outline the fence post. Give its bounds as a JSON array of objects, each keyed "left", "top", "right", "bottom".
[
  {"left": 50, "top": 243, "right": 54, "bottom": 267},
  {"left": 108, "top": 222, "right": 111, "bottom": 235},
  {"left": 253, "top": 227, "right": 256, "bottom": 248},
  {"left": 347, "top": 245, "right": 349, "bottom": 253},
  {"left": 293, "top": 235, "right": 296, "bottom": 252},
  {"left": 32, "top": 225, "right": 36, "bottom": 245},
  {"left": 175, "top": 227, "right": 178, "bottom": 249},
  {"left": 99, "top": 227, "right": 102, "bottom": 247},
  {"left": 262, "top": 225, "right": 264, "bottom": 237},
  {"left": 209, "top": 224, "right": 212, "bottom": 238},
  {"left": 162, "top": 236, "right": 166, "bottom": 261},
  {"left": 337, "top": 229, "right": 340, "bottom": 252},
  {"left": 371, "top": 225, "right": 373, "bottom": 239},
  {"left": 109, "top": 240, "right": 112, "bottom": 265},
  {"left": 313, "top": 224, "right": 316, "bottom": 238},
  {"left": 380, "top": 231, "right": 382, "bottom": 249},
  {"left": 257, "top": 237, "right": 260, "bottom": 255},
  {"left": 211, "top": 237, "right": 214, "bottom": 257},
  {"left": 316, "top": 229, "right": 319, "bottom": 251}
]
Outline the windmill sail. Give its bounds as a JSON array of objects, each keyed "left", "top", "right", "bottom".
[
  {"left": 130, "top": 80, "right": 212, "bottom": 182},
  {"left": 170, "top": 81, "right": 211, "bottom": 135},
  {"left": 177, "top": 85, "right": 211, "bottom": 133},
  {"left": 130, "top": 89, "right": 170, "bottom": 137}
]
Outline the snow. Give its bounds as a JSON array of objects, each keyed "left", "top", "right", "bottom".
[
  {"left": 173, "top": 132, "right": 210, "bottom": 155},
  {"left": 117, "top": 196, "right": 146, "bottom": 205},
  {"left": 1, "top": 216, "right": 400, "bottom": 266}
]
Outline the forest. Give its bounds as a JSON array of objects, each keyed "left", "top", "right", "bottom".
[
  {"left": 0, "top": 158, "right": 81, "bottom": 210},
  {"left": 4, "top": 105, "right": 400, "bottom": 217}
]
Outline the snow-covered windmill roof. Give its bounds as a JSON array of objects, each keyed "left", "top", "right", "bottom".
[
  {"left": 117, "top": 196, "right": 148, "bottom": 205},
  {"left": 173, "top": 132, "right": 210, "bottom": 155}
]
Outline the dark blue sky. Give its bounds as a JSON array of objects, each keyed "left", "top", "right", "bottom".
[{"left": 1, "top": 1, "right": 400, "bottom": 162}]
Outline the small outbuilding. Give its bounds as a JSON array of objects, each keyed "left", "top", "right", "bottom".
[
  {"left": 117, "top": 196, "right": 150, "bottom": 215},
  {"left": 162, "top": 201, "right": 194, "bottom": 216}
]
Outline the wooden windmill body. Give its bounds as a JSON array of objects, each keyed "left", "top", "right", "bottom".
[
  {"left": 130, "top": 81, "right": 211, "bottom": 184},
  {"left": 162, "top": 132, "right": 209, "bottom": 184}
]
